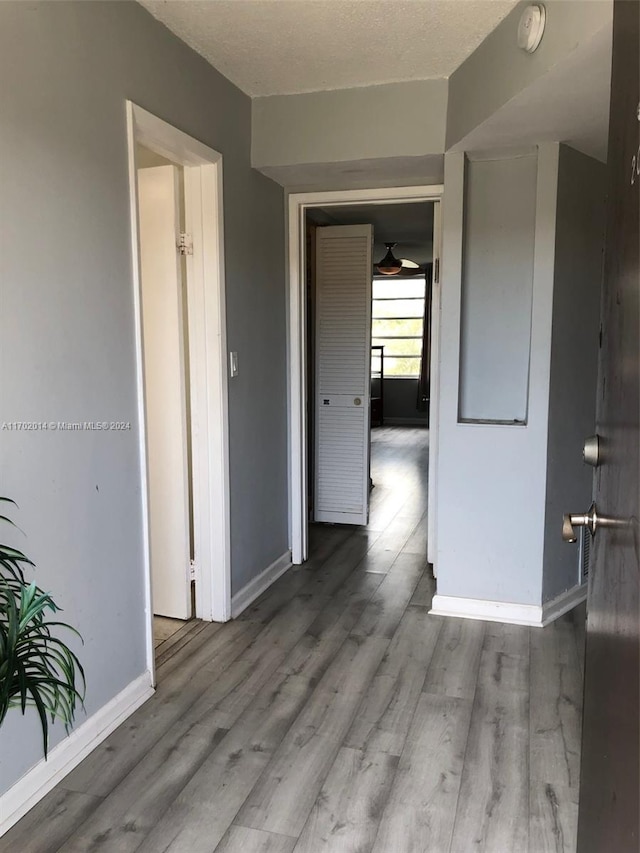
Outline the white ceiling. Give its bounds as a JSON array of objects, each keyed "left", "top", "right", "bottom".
[
  {"left": 139, "top": 0, "right": 518, "bottom": 97},
  {"left": 311, "top": 201, "right": 435, "bottom": 264},
  {"left": 260, "top": 153, "right": 445, "bottom": 190}
]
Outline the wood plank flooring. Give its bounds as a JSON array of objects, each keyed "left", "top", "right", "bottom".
[{"left": 1, "top": 427, "right": 585, "bottom": 853}]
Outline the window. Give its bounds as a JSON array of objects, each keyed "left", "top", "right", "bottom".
[{"left": 372, "top": 277, "right": 426, "bottom": 377}]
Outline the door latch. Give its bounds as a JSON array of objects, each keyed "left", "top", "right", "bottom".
[{"left": 562, "top": 502, "right": 629, "bottom": 542}]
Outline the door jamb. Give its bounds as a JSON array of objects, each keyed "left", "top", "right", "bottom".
[
  {"left": 287, "top": 184, "right": 444, "bottom": 566},
  {"left": 126, "top": 102, "right": 231, "bottom": 684}
]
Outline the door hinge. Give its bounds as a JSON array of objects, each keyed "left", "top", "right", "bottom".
[
  {"left": 178, "top": 233, "right": 193, "bottom": 256},
  {"left": 434, "top": 257, "right": 440, "bottom": 284},
  {"left": 189, "top": 559, "right": 196, "bottom": 580}
]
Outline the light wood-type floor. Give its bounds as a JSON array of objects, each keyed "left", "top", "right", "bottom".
[
  {"left": 2, "top": 427, "right": 585, "bottom": 853},
  {"left": 154, "top": 617, "right": 189, "bottom": 649}
]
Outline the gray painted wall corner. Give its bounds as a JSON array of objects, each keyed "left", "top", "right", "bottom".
[
  {"left": 446, "top": 0, "right": 613, "bottom": 150},
  {"left": 541, "top": 144, "right": 606, "bottom": 602},
  {"left": 436, "top": 146, "right": 563, "bottom": 607},
  {"left": 226, "top": 168, "right": 288, "bottom": 596}
]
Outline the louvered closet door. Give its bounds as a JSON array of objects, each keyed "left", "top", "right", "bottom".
[{"left": 314, "top": 224, "right": 373, "bottom": 525}]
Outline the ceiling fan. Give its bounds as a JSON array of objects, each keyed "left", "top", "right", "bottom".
[{"left": 375, "top": 242, "right": 422, "bottom": 276}]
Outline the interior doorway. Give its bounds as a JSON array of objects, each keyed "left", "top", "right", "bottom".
[
  {"left": 306, "top": 203, "right": 434, "bottom": 536},
  {"left": 137, "top": 151, "right": 194, "bottom": 656},
  {"left": 288, "top": 186, "right": 442, "bottom": 569},
  {"left": 126, "top": 103, "right": 232, "bottom": 684}
]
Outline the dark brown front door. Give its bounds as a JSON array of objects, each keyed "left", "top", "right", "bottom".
[{"left": 576, "top": 2, "right": 639, "bottom": 850}]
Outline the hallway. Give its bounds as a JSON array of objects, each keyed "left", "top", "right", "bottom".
[{"left": 2, "top": 428, "right": 583, "bottom": 853}]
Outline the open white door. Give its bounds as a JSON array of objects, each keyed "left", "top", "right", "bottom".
[
  {"left": 138, "top": 165, "right": 191, "bottom": 619},
  {"left": 314, "top": 224, "right": 373, "bottom": 525}
]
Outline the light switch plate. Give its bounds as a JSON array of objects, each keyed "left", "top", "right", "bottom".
[{"left": 229, "top": 351, "right": 239, "bottom": 377}]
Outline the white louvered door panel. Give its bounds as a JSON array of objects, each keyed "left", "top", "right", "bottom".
[{"left": 314, "top": 225, "right": 373, "bottom": 524}]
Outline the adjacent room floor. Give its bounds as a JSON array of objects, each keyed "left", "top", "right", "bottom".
[
  {"left": 1, "top": 427, "right": 584, "bottom": 853},
  {"left": 153, "top": 616, "right": 188, "bottom": 649}
]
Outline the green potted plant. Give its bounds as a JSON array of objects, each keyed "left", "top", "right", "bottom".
[{"left": 0, "top": 498, "right": 85, "bottom": 756}]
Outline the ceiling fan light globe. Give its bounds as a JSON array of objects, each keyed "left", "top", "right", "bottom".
[{"left": 376, "top": 243, "right": 402, "bottom": 275}]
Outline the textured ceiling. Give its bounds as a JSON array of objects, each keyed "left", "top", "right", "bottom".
[{"left": 139, "top": 0, "right": 518, "bottom": 97}]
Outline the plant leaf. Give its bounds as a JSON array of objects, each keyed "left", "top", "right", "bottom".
[{"left": 0, "top": 501, "right": 84, "bottom": 757}]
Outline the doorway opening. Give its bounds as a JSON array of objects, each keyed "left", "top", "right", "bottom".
[
  {"left": 126, "top": 103, "right": 231, "bottom": 685},
  {"left": 136, "top": 147, "right": 195, "bottom": 655},
  {"left": 288, "top": 186, "right": 443, "bottom": 570}
]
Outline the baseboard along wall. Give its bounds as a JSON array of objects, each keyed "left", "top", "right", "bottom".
[
  {"left": 1, "top": 550, "right": 294, "bottom": 835},
  {"left": 429, "top": 583, "right": 587, "bottom": 628},
  {"left": 0, "top": 672, "right": 154, "bottom": 837},
  {"left": 231, "top": 551, "right": 292, "bottom": 618}
]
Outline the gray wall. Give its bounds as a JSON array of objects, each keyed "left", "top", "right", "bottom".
[
  {"left": 0, "top": 0, "right": 286, "bottom": 796},
  {"left": 542, "top": 146, "right": 605, "bottom": 601},
  {"left": 446, "top": 0, "right": 612, "bottom": 149},
  {"left": 383, "top": 379, "right": 429, "bottom": 425},
  {"left": 459, "top": 153, "right": 538, "bottom": 423},
  {"left": 252, "top": 80, "right": 448, "bottom": 169},
  {"left": 436, "top": 146, "right": 559, "bottom": 606}
]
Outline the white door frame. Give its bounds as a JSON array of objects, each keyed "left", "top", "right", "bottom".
[
  {"left": 288, "top": 184, "right": 444, "bottom": 566},
  {"left": 126, "top": 102, "right": 231, "bottom": 682}
]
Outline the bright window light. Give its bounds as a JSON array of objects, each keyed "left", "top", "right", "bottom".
[{"left": 371, "top": 276, "right": 426, "bottom": 378}]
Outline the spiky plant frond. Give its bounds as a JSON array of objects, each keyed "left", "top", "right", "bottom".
[{"left": 0, "top": 498, "right": 85, "bottom": 756}]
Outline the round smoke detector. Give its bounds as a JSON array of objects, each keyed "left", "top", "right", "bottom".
[{"left": 517, "top": 4, "right": 546, "bottom": 53}]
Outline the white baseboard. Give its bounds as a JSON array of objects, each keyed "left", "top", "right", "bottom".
[
  {"left": 541, "top": 583, "right": 588, "bottom": 626},
  {"left": 231, "top": 551, "right": 292, "bottom": 618},
  {"left": 430, "top": 583, "right": 587, "bottom": 628},
  {"left": 429, "top": 594, "right": 541, "bottom": 626},
  {"left": 0, "top": 672, "right": 154, "bottom": 837}
]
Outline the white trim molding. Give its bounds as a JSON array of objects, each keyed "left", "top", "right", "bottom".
[
  {"left": 430, "top": 583, "right": 587, "bottom": 628},
  {"left": 287, "top": 185, "right": 443, "bottom": 567},
  {"left": 0, "top": 673, "right": 154, "bottom": 838},
  {"left": 126, "top": 102, "right": 232, "bottom": 658},
  {"left": 231, "top": 552, "right": 292, "bottom": 618},
  {"left": 540, "top": 583, "right": 588, "bottom": 626},
  {"left": 184, "top": 161, "right": 232, "bottom": 624}
]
